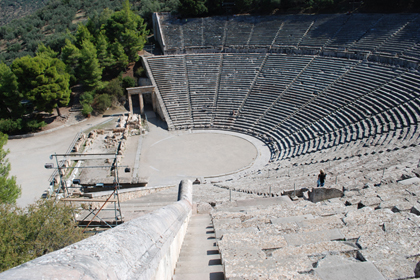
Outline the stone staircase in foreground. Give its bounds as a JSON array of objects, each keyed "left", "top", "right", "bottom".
[{"left": 173, "top": 214, "right": 224, "bottom": 280}]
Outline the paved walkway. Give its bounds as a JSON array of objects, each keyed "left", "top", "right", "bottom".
[
  {"left": 173, "top": 214, "right": 224, "bottom": 280},
  {"left": 5, "top": 115, "right": 123, "bottom": 207}
]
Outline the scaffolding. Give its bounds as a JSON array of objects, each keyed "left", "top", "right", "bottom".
[{"left": 46, "top": 152, "right": 128, "bottom": 231}]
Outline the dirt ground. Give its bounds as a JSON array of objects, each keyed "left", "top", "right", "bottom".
[{"left": 5, "top": 106, "right": 130, "bottom": 207}]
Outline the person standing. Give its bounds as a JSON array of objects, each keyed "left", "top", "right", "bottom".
[{"left": 317, "top": 169, "right": 326, "bottom": 187}]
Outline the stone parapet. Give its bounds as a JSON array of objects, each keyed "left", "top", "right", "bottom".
[{"left": 0, "top": 180, "right": 193, "bottom": 280}]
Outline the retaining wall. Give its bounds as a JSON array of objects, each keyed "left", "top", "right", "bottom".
[{"left": 0, "top": 180, "right": 193, "bottom": 280}]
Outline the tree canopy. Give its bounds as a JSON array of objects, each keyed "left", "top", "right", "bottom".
[
  {"left": 0, "top": 63, "right": 23, "bottom": 120},
  {"left": 11, "top": 55, "right": 71, "bottom": 116},
  {"left": 178, "top": 0, "right": 208, "bottom": 16},
  {"left": 105, "top": 0, "right": 148, "bottom": 62},
  {"left": 0, "top": 133, "right": 21, "bottom": 204},
  {"left": 0, "top": 199, "right": 85, "bottom": 272}
]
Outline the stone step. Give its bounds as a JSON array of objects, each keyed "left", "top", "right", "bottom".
[
  {"left": 173, "top": 271, "right": 224, "bottom": 280},
  {"left": 178, "top": 253, "right": 221, "bottom": 263},
  {"left": 173, "top": 214, "right": 224, "bottom": 279},
  {"left": 178, "top": 247, "right": 219, "bottom": 257},
  {"left": 284, "top": 229, "right": 345, "bottom": 246},
  {"left": 315, "top": 261, "right": 385, "bottom": 280},
  {"left": 174, "top": 263, "right": 224, "bottom": 274}
]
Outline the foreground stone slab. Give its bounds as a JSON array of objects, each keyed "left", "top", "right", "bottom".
[
  {"left": 398, "top": 177, "right": 420, "bottom": 185},
  {"left": 315, "top": 261, "right": 385, "bottom": 280},
  {"left": 284, "top": 229, "right": 344, "bottom": 246},
  {"left": 235, "top": 196, "right": 293, "bottom": 207},
  {"left": 271, "top": 214, "right": 314, "bottom": 225}
]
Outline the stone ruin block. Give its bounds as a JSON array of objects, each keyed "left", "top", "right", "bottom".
[
  {"left": 73, "top": 133, "right": 86, "bottom": 152},
  {"left": 88, "top": 130, "right": 97, "bottom": 139},
  {"left": 117, "top": 115, "right": 127, "bottom": 128},
  {"left": 309, "top": 187, "right": 344, "bottom": 203},
  {"left": 113, "top": 128, "right": 125, "bottom": 133}
]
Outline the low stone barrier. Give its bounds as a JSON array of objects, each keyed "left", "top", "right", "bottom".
[
  {"left": 309, "top": 187, "right": 344, "bottom": 203},
  {"left": 0, "top": 180, "right": 193, "bottom": 280},
  {"left": 85, "top": 185, "right": 175, "bottom": 202}
]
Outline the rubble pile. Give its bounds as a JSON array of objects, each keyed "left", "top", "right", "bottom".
[{"left": 72, "top": 133, "right": 86, "bottom": 152}]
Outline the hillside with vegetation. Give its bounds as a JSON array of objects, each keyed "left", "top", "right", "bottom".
[
  {"left": 0, "top": 0, "right": 49, "bottom": 26},
  {"left": 0, "top": 0, "right": 147, "bottom": 135}
]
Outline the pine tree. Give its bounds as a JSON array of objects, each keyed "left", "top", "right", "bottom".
[
  {"left": 78, "top": 40, "right": 102, "bottom": 89},
  {"left": 0, "top": 133, "right": 21, "bottom": 204},
  {"left": 95, "top": 30, "right": 113, "bottom": 69},
  {"left": 61, "top": 39, "right": 81, "bottom": 84},
  {"left": 104, "top": 0, "right": 148, "bottom": 63},
  {"left": 11, "top": 55, "right": 71, "bottom": 116},
  {"left": 0, "top": 63, "right": 23, "bottom": 120}
]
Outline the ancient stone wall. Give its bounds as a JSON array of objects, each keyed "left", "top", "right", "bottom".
[{"left": 0, "top": 180, "right": 193, "bottom": 280}]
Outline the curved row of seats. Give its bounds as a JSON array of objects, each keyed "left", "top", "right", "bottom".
[
  {"left": 145, "top": 53, "right": 420, "bottom": 161},
  {"left": 158, "top": 13, "right": 420, "bottom": 62}
]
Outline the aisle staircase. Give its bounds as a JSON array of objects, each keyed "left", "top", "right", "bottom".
[{"left": 173, "top": 214, "right": 224, "bottom": 280}]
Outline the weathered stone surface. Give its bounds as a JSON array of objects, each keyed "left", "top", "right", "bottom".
[
  {"left": 369, "top": 256, "right": 417, "bottom": 280},
  {"left": 220, "top": 231, "right": 287, "bottom": 250},
  {"left": 398, "top": 177, "right": 420, "bottom": 185},
  {"left": 297, "top": 215, "right": 344, "bottom": 230},
  {"left": 235, "top": 196, "right": 292, "bottom": 207},
  {"left": 271, "top": 241, "right": 356, "bottom": 258},
  {"left": 309, "top": 187, "right": 344, "bottom": 203},
  {"left": 284, "top": 229, "right": 345, "bottom": 246},
  {"left": 196, "top": 202, "right": 212, "bottom": 214},
  {"left": 271, "top": 214, "right": 314, "bottom": 225},
  {"left": 315, "top": 261, "right": 385, "bottom": 280}
]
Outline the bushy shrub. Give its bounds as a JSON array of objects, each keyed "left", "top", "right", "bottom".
[
  {"left": 92, "top": 94, "right": 112, "bottom": 113},
  {"left": 81, "top": 103, "right": 93, "bottom": 116},
  {"left": 79, "top": 91, "right": 94, "bottom": 105},
  {"left": 0, "top": 199, "right": 85, "bottom": 272},
  {"left": 122, "top": 76, "right": 136, "bottom": 88},
  {"left": 0, "top": 118, "right": 46, "bottom": 135},
  {"left": 0, "top": 119, "right": 23, "bottom": 134},
  {"left": 102, "top": 78, "right": 124, "bottom": 98},
  {"left": 24, "top": 119, "right": 46, "bottom": 132},
  {"left": 134, "top": 66, "right": 146, "bottom": 77}
]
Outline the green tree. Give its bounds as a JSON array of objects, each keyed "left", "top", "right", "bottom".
[
  {"left": 61, "top": 39, "right": 81, "bottom": 85},
  {"left": 0, "top": 63, "right": 23, "bottom": 120},
  {"left": 92, "top": 94, "right": 112, "bottom": 113},
  {"left": 75, "top": 24, "right": 94, "bottom": 48},
  {"left": 11, "top": 56, "right": 71, "bottom": 116},
  {"left": 0, "top": 199, "right": 85, "bottom": 272},
  {"left": 235, "top": 0, "right": 252, "bottom": 12},
  {"left": 95, "top": 30, "right": 114, "bottom": 69},
  {"left": 102, "top": 77, "right": 124, "bottom": 98},
  {"left": 104, "top": 0, "right": 148, "bottom": 63},
  {"left": 178, "top": 0, "right": 208, "bottom": 16},
  {"left": 86, "top": 8, "right": 114, "bottom": 37},
  {"left": 0, "top": 133, "right": 21, "bottom": 204},
  {"left": 78, "top": 40, "right": 102, "bottom": 89},
  {"left": 110, "top": 41, "right": 129, "bottom": 69},
  {"left": 36, "top": 43, "right": 58, "bottom": 58}
]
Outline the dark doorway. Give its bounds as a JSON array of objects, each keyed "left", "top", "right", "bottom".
[{"left": 130, "top": 94, "right": 141, "bottom": 114}]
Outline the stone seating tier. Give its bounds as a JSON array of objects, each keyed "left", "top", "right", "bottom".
[
  {"left": 144, "top": 53, "right": 420, "bottom": 163},
  {"left": 157, "top": 13, "right": 420, "bottom": 63}
]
